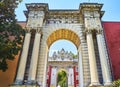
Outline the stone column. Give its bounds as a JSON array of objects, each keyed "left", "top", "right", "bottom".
[
  {"left": 42, "top": 46, "right": 48, "bottom": 87},
  {"left": 15, "top": 32, "right": 31, "bottom": 84},
  {"left": 86, "top": 30, "right": 100, "bottom": 86},
  {"left": 96, "top": 30, "right": 112, "bottom": 85},
  {"left": 78, "top": 45, "right": 84, "bottom": 87},
  {"left": 28, "top": 32, "right": 41, "bottom": 84}
]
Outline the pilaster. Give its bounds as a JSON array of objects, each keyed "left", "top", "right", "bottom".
[
  {"left": 36, "top": 38, "right": 48, "bottom": 87},
  {"left": 78, "top": 45, "right": 84, "bottom": 87},
  {"left": 42, "top": 46, "right": 48, "bottom": 87}
]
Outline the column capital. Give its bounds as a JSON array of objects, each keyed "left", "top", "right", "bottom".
[
  {"left": 25, "top": 27, "right": 31, "bottom": 33},
  {"left": 85, "top": 29, "right": 93, "bottom": 35},
  {"left": 96, "top": 29, "right": 103, "bottom": 35},
  {"left": 36, "top": 27, "right": 42, "bottom": 34}
]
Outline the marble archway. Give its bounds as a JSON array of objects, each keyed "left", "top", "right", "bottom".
[
  {"left": 46, "top": 29, "right": 80, "bottom": 87},
  {"left": 11, "top": 3, "right": 112, "bottom": 87}
]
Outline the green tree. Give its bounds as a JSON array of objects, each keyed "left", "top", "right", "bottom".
[
  {"left": 57, "top": 70, "right": 67, "bottom": 87},
  {"left": 113, "top": 79, "right": 120, "bottom": 87},
  {"left": 0, "top": 0, "right": 24, "bottom": 71}
]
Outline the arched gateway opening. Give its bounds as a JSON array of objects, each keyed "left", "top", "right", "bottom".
[
  {"left": 47, "top": 29, "right": 80, "bottom": 48},
  {"left": 46, "top": 29, "right": 80, "bottom": 87}
]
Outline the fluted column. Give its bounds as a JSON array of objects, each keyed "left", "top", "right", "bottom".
[
  {"left": 15, "top": 32, "right": 31, "bottom": 84},
  {"left": 28, "top": 32, "right": 41, "bottom": 84},
  {"left": 96, "top": 30, "right": 112, "bottom": 85},
  {"left": 86, "top": 30, "right": 100, "bottom": 86}
]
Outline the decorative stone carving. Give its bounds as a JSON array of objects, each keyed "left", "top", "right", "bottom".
[
  {"left": 53, "top": 52, "right": 57, "bottom": 60},
  {"left": 25, "top": 4, "right": 46, "bottom": 30},
  {"left": 49, "top": 48, "right": 78, "bottom": 61},
  {"left": 11, "top": 3, "right": 113, "bottom": 87},
  {"left": 96, "top": 29, "right": 103, "bottom": 34}
]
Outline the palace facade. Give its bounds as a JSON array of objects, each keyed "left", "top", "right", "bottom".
[
  {"left": 0, "top": 2, "right": 120, "bottom": 87},
  {"left": 47, "top": 48, "right": 78, "bottom": 87}
]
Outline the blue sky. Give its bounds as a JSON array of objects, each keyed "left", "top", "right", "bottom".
[
  {"left": 15, "top": 0, "right": 120, "bottom": 56},
  {"left": 49, "top": 40, "right": 77, "bottom": 56},
  {"left": 16, "top": 0, "right": 120, "bottom": 21}
]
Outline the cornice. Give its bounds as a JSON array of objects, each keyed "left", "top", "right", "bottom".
[
  {"left": 79, "top": 3, "right": 104, "bottom": 18},
  {"left": 24, "top": 3, "right": 104, "bottom": 18},
  {"left": 24, "top": 3, "right": 49, "bottom": 18},
  {"left": 79, "top": 3, "right": 103, "bottom": 10},
  {"left": 26, "top": 3, "right": 48, "bottom": 11}
]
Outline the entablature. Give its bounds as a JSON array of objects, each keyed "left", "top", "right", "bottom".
[
  {"left": 24, "top": 3, "right": 104, "bottom": 27},
  {"left": 46, "top": 10, "right": 80, "bottom": 24}
]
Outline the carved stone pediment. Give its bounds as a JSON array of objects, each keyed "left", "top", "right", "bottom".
[{"left": 49, "top": 48, "right": 78, "bottom": 61}]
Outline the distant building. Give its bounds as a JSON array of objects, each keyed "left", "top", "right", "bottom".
[
  {"left": 47, "top": 48, "right": 78, "bottom": 87},
  {"left": 0, "top": 2, "right": 120, "bottom": 87}
]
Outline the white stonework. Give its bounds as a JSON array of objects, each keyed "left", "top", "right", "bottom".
[
  {"left": 28, "top": 33, "right": 41, "bottom": 82},
  {"left": 96, "top": 31, "right": 112, "bottom": 85},
  {"left": 78, "top": 46, "right": 84, "bottom": 87},
  {"left": 51, "top": 67, "right": 57, "bottom": 85},
  {"left": 11, "top": 3, "right": 113, "bottom": 87},
  {"left": 48, "top": 49, "right": 77, "bottom": 87},
  {"left": 15, "top": 32, "right": 31, "bottom": 84},
  {"left": 68, "top": 68, "right": 74, "bottom": 85},
  {"left": 86, "top": 31, "right": 100, "bottom": 86}
]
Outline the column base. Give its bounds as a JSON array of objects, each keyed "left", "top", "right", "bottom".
[
  {"left": 88, "top": 86, "right": 113, "bottom": 87},
  {"left": 10, "top": 85, "right": 39, "bottom": 87},
  {"left": 50, "top": 85, "right": 56, "bottom": 87},
  {"left": 104, "top": 82, "right": 112, "bottom": 86},
  {"left": 27, "top": 80, "right": 37, "bottom": 85},
  {"left": 89, "top": 82, "right": 101, "bottom": 86},
  {"left": 10, "top": 80, "right": 40, "bottom": 87},
  {"left": 10, "top": 85, "right": 25, "bottom": 87},
  {"left": 14, "top": 80, "right": 23, "bottom": 85}
]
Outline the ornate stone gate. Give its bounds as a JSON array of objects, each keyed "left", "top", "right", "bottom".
[{"left": 11, "top": 2, "right": 113, "bottom": 87}]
